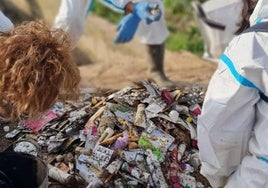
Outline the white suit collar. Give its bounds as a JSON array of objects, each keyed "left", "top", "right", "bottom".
[{"left": 250, "top": 0, "right": 268, "bottom": 25}]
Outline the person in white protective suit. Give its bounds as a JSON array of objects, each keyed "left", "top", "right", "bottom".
[
  {"left": 53, "top": 0, "right": 175, "bottom": 88},
  {"left": 191, "top": 0, "right": 243, "bottom": 63},
  {"left": 197, "top": 0, "right": 268, "bottom": 187}
]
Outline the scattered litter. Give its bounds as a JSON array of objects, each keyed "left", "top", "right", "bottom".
[
  {"left": 2, "top": 80, "right": 211, "bottom": 187},
  {"left": 3, "top": 126, "right": 9, "bottom": 132}
]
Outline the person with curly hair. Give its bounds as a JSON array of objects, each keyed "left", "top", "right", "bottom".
[{"left": 0, "top": 12, "right": 81, "bottom": 122}]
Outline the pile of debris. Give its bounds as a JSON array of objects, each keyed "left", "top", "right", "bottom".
[{"left": 2, "top": 80, "right": 211, "bottom": 188}]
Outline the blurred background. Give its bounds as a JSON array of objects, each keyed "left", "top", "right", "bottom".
[
  {"left": 0, "top": 0, "right": 217, "bottom": 89},
  {"left": 1, "top": 0, "right": 207, "bottom": 55}
]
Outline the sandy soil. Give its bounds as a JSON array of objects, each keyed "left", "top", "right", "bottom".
[
  {"left": 2, "top": 0, "right": 217, "bottom": 91},
  {"left": 77, "top": 14, "right": 217, "bottom": 90}
]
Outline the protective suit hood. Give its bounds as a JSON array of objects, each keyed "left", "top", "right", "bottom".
[{"left": 250, "top": 0, "right": 268, "bottom": 25}]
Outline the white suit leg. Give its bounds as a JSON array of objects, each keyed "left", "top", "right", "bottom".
[
  {"left": 225, "top": 155, "right": 268, "bottom": 188},
  {"left": 53, "top": 0, "right": 94, "bottom": 47}
]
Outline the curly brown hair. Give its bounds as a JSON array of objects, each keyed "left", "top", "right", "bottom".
[{"left": 0, "top": 20, "right": 81, "bottom": 121}]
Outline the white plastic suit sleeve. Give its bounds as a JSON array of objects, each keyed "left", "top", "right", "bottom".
[
  {"left": 53, "top": 0, "right": 93, "bottom": 48},
  {"left": 0, "top": 11, "right": 14, "bottom": 33},
  {"left": 98, "top": 0, "right": 127, "bottom": 13},
  {"left": 98, "top": 0, "right": 156, "bottom": 13},
  {"left": 197, "top": 66, "right": 257, "bottom": 187}
]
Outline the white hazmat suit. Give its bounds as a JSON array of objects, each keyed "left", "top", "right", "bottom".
[
  {"left": 0, "top": 11, "right": 13, "bottom": 33},
  {"left": 198, "top": 0, "right": 268, "bottom": 187},
  {"left": 53, "top": 0, "right": 169, "bottom": 47},
  {"left": 53, "top": 0, "right": 94, "bottom": 47}
]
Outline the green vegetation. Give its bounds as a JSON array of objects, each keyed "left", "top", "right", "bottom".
[
  {"left": 92, "top": 0, "right": 206, "bottom": 56},
  {"left": 91, "top": 1, "right": 123, "bottom": 24}
]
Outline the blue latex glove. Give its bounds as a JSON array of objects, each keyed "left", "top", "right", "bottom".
[
  {"left": 133, "top": 2, "right": 162, "bottom": 24},
  {"left": 114, "top": 14, "right": 140, "bottom": 43}
]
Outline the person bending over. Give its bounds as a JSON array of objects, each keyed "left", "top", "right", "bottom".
[{"left": 0, "top": 14, "right": 80, "bottom": 122}]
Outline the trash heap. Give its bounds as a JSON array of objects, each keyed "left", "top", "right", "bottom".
[{"left": 3, "top": 80, "right": 211, "bottom": 188}]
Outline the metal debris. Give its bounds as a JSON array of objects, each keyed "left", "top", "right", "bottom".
[
  {"left": 13, "top": 140, "right": 39, "bottom": 157},
  {"left": 3, "top": 80, "right": 211, "bottom": 188}
]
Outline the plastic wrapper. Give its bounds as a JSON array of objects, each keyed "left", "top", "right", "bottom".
[{"left": 2, "top": 80, "right": 211, "bottom": 187}]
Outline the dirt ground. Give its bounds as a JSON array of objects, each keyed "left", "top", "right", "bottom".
[
  {"left": 77, "top": 14, "right": 217, "bottom": 90},
  {"left": 1, "top": 0, "right": 217, "bottom": 91}
]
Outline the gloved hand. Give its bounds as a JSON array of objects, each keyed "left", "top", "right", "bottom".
[
  {"left": 114, "top": 13, "right": 140, "bottom": 43},
  {"left": 133, "top": 1, "right": 162, "bottom": 24}
]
